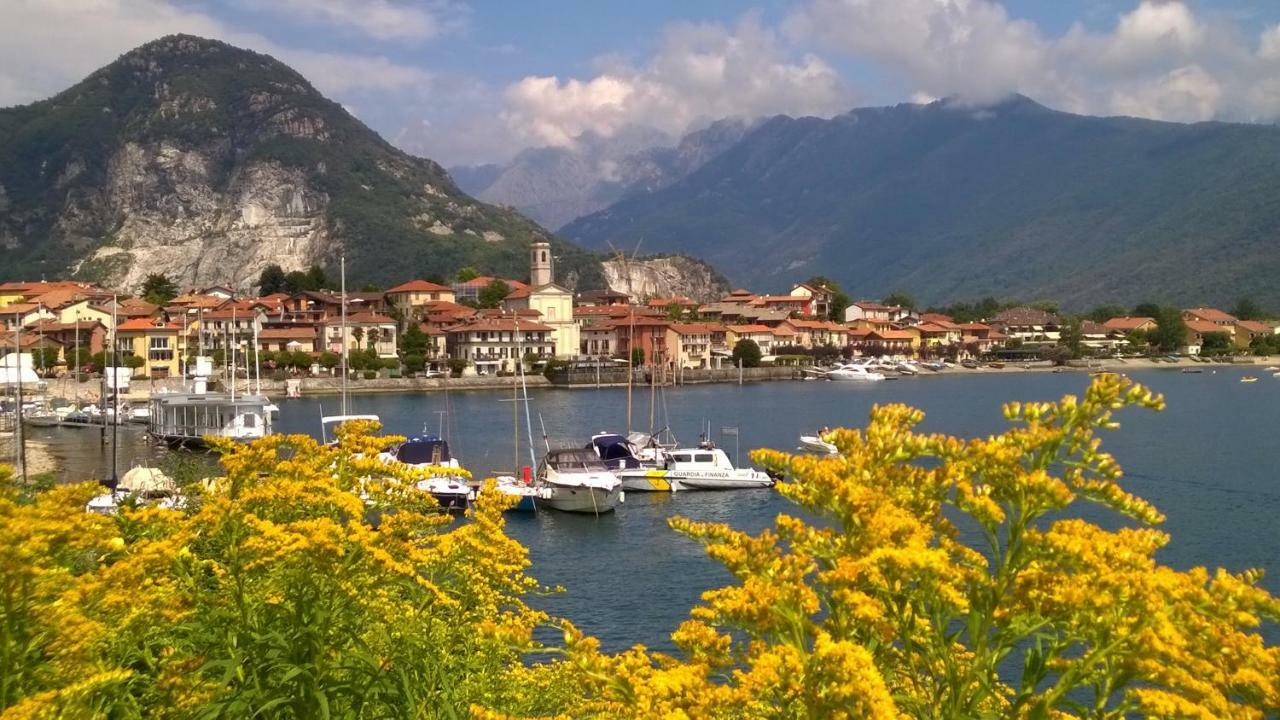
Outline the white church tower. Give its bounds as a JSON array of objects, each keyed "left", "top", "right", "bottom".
[{"left": 530, "top": 241, "right": 552, "bottom": 287}]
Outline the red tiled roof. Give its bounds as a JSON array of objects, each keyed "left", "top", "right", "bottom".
[
  {"left": 504, "top": 286, "right": 532, "bottom": 300},
  {"left": 116, "top": 318, "right": 182, "bottom": 332},
  {"left": 1103, "top": 316, "right": 1155, "bottom": 331},
  {"left": 455, "top": 276, "right": 528, "bottom": 290},
  {"left": 919, "top": 312, "right": 955, "bottom": 324},
  {"left": 1236, "top": 320, "right": 1273, "bottom": 334},
  {"left": 1183, "top": 307, "right": 1237, "bottom": 323},
  {"left": 259, "top": 327, "right": 317, "bottom": 340},
  {"left": 670, "top": 323, "right": 722, "bottom": 335},
  {"left": 870, "top": 329, "right": 916, "bottom": 340},
  {"left": 345, "top": 312, "right": 395, "bottom": 324},
  {"left": 1185, "top": 319, "right": 1229, "bottom": 334},
  {"left": 854, "top": 301, "right": 890, "bottom": 310},
  {"left": 727, "top": 324, "right": 772, "bottom": 333},
  {"left": 1, "top": 303, "right": 41, "bottom": 315},
  {"left": 447, "top": 318, "right": 553, "bottom": 333},
  {"left": 387, "top": 279, "right": 452, "bottom": 294}
]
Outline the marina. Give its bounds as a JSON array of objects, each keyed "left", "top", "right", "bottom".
[{"left": 8, "top": 366, "right": 1275, "bottom": 652}]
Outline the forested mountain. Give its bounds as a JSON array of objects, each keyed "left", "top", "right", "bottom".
[
  {"left": 451, "top": 119, "right": 753, "bottom": 231},
  {"left": 0, "top": 34, "right": 604, "bottom": 290},
  {"left": 563, "top": 96, "right": 1280, "bottom": 307}
]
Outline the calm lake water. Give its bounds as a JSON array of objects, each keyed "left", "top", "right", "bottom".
[{"left": 26, "top": 367, "right": 1280, "bottom": 651}]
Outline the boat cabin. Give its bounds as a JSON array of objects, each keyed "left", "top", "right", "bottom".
[
  {"left": 394, "top": 436, "right": 453, "bottom": 466},
  {"left": 541, "top": 448, "right": 609, "bottom": 474},
  {"left": 664, "top": 447, "right": 736, "bottom": 471},
  {"left": 149, "top": 393, "right": 273, "bottom": 446},
  {"left": 589, "top": 434, "right": 644, "bottom": 470}
]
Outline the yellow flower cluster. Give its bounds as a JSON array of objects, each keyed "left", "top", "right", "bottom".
[
  {"left": 3, "top": 375, "right": 1276, "bottom": 719},
  {"left": 521, "top": 374, "right": 1278, "bottom": 719},
  {"left": 0, "top": 423, "right": 565, "bottom": 719}
]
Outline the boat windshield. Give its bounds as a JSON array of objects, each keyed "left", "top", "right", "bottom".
[{"left": 547, "top": 449, "right": 608, "bottom": 472}]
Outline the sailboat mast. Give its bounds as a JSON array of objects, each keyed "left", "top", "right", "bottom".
[
  {"left": 12, "top": 323, "right": 26, "bottom": 484},
  {"left": 229, "top": 306, "right": 236, "bottom": 403},
  {"left": 514, "top": 317, "right": 537, "bottom": 468},
  {"left": 340, "top": 256, "right": 348, "bottom": 417},
  {"left": 109, "top": 294, "right": 118, "bottom": 485}
]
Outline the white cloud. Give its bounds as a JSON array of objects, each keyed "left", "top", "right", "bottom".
[
  {"left": 239, "top": 0, "right": 466, "bottom": 42},
  {"left": 0, "top": 0, "right": 431, "bottom": 107},
  {"left": 789, "top": 0, "right": 1280, "bottom": 124},
  {"left": 499, "top": 13, "right": 851, "bottom": 148}
]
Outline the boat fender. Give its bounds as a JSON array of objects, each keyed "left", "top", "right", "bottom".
[{"left": 522, "top": 465, "right": 532, "bottom": 485}]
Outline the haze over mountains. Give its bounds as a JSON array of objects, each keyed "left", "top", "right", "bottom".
[
  {"left": 560, "top": 96, "right": 1280, "bottom": 308},
  {"left": 451, "top": 119, "right": 754, "bottom": 231}
]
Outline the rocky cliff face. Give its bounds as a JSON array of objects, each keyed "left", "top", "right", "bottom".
[
  {"left": 70, "top": 143, "right": 337, "bottom": 290},
  {"left": 0, "top": 34, "right": 605, "bottom": 291},
  {"left": 601, "top": 256, "right": 730, "bottom": 302}
]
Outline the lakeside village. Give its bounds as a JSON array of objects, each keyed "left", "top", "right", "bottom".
[
  {"left": 3, "top": 241, "right": 1280, "bottom": 399},
  {"left": 2, "top": 241, "right": 1279, "bottom": 510}
]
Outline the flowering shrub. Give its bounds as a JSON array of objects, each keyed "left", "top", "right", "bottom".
[
  {"left": 0, "top": 421, "right": 570, "bottom": 719},
  {"left": 2, "top": 377, "right": 1277, "bottom": 719},
  {"left": 546, "top": 374, "right": 1280, "bottom": 718}
]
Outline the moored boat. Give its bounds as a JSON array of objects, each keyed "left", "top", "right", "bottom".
[
  {"left": 799, "top": 433, "right": 838, "bottom": 455},
  {"left": 826, "top": 364, "right": 886, "bottom": 382},
  {"left": 150, "top": 392, "right": 273, "bottom": 448},
  {"left": 378, "top": 434, "right": 474, "bottom": 511},
  {"left": 652, "top": 444, "right": 776, "bottom": 491},
  {"left": 588, "top": 432, "right": 672, "bottom": 492},
  {"left": 536, "top": 448, "right": 623, "bottom": 513}
]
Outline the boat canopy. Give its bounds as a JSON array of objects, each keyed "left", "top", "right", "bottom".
[
  {"left": 546, "top": 448, "right": 608, "bottom": 472},
  {"left": 590, "top": 434, "right": 642, "bottom": 469},
  {"left": 397, "top": 436, "right": 451, "bottom": 465}
]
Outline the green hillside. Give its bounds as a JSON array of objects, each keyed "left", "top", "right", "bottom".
[
  {"left": 563, "top": 96, "right": 1280, "bottom": 307},
  {"left": 0, "top": 35, "right": 604, "bottom": 289}
]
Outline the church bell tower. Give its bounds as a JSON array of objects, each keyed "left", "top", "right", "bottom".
[{"left": 530, "top": 241, "right": 552, "bottom": 287}]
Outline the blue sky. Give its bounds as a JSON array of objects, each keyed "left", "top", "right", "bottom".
[{"left": 3, "top": 1, "right": 1280, "bottom": 165}]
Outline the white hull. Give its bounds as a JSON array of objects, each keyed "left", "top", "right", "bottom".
[
  {"left": 799, "top": 435, "right": 838, "bottom": 455},
  {"left": 542, "top": 484, "right": 622, "bottom": 513},
  {"left": 668, "top": 471, "right": 774, "bottom": 491},
  {"left": 617, "top": 470, "right": 675, "bottom": 492}
]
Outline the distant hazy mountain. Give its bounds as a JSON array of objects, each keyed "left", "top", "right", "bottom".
[
  {"left": 562, "top": 95, "right": 1280, "bottom": 308},
  {"left": 0, "top": 34, "right": 605, "bottom": 290},
  {"left": 451, "top": 119, "right": 754, "bottom": 230}
]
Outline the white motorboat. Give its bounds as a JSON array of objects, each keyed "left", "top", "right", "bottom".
[
  {"left": 588, "top": 432, "right": 673, "bottom": 492},
  {"left": 826, "top": 364, "right": 886, "bottom": 382},
  {"left": 377, "top": 435, "right": 474, "bottom": 511},
  {"left": 536, "top": 448, "right": 623, "bottom": 513},
  {"left": 86, "top": 466, "right": 184, "bottom": 515},
  {"left": 799, "top": 434, "right": 838, "bottom": 455},
  {"left": 621, "top": 443, "right": 775, "bottom": 491},
  {"left": 894, "top": 362, "right": 918, "bottom": 376}
]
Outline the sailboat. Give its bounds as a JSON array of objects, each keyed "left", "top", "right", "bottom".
[{"left": 319, "top": 257, "right": 380, "bottom": 443}]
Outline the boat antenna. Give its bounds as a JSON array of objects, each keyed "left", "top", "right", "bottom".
[
  {"left": 340, "top": 256, "right": 348, "bottom": 417},
  {"left": 252, "top": 300, "right": 261, "bottom": 395}
]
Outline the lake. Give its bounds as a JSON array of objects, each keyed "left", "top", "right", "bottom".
[{"left": 25, "top": 367, "right": 1280, "bottom": 652}]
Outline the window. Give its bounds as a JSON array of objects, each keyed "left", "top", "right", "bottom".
[
  {"left": 694, "top": 453, "right": 714, "bottom": 463},
  {"left": 671, "top": 454, "right": 692, "bottom": 463}
]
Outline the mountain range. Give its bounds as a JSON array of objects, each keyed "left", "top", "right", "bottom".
[
  {"left": 561, "top": 96, "right": 1280, "bottom": 308},
  {"left": 0, "top": 34, "right": 605, "bottom": 291},
  {"left": 452, "top": 119, "right": 754, "bottom": 231}
]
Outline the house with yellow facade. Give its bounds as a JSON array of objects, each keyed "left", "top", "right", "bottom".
[{"left": 114, "top": 318, "right": 186, "bottom": 379}]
